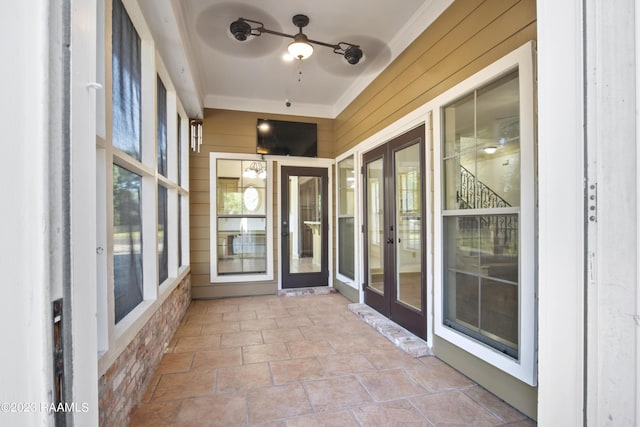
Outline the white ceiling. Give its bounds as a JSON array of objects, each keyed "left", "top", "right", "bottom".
[{"left": 138, "top": 0, "right": 453, "bottom": 119}]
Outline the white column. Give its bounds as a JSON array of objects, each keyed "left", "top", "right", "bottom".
[
  {"left": 0, "top": 1, "right": 53, "bottom": 425},
  {"left": 537, "top": 0, "right": 585, "bottom": 424}
]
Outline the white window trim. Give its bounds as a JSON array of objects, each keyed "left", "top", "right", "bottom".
[
  {"left": 209, "top": 153, "right": 274, "bottom": 283},
  {"left": 335, "top": 150, "right": 359, "bottom": 288},
  {"left": 432, "top": 41, "right": 536, "bottom": 385}
]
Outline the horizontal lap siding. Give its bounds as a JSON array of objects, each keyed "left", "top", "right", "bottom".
[
  {"left": 334, "top": 0, "right": 536, "bottom": 155},
  {"left": 189, "top": 109, "right": 333, "bottom": 298}
]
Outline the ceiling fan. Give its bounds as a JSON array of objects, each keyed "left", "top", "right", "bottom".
[{"left": 229, "top": 14, "right": 364, "bottom": 65}]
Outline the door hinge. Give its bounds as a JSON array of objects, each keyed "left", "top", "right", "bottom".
[{"left": 587, "top": 182, "right": 597, "bottom": 222}]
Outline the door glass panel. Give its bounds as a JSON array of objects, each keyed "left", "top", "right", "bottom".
[
  {"left": 289, "top": 176, "right": 322, "bottom": 273},
  {"left": 366, "top": 158, "right": 384, "bottom": 295},
  {"left": 395, "top": 144, "right": 422, "bottom": 310}
]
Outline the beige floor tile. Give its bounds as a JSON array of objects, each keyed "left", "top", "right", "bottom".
[
  {"left": 256, "top": 308, "right": 291, "bottom": 319},
  {"left": 175, "top": 394, "right": 246, "bottom": 427},
  {"left": 151, "top": 369, "right": 216, "bottom": 401},
  {"left": 286, "top": 410, "right": 359, "bottom": 427},
  {"left": 261, "top": 327, "right": 305, "bottom": 343},
  {"left": 411, "top": 390, "right": 502, "bottom": 426},
  {"left": 363, "top": 348, "right": 423, "bottom": 370},
  {"left": 358, "top": 369, "right": 427, "bottom": 401},
  {"left": 130, "top": 293, "right": 531, "bottom": 427},
  {"left": 463, "top": 385, "right": 527, "bottom": 424},
  {"left": 192, "top": 347, "right": 242, "bottom": 370},
  {"left": 500, "top": 419, "right": 537, "bottom": 427},
  {"left": 287, "top": 339, "right": 336, "bottom": 359},
  {"left": 275, "top": 314, "right": 313, "bottom": 328},
  {"left": 174, "top": 334, "right": 221, "bottom": 353},
  {"left": 129, "top": 400, "right": 181, "bottom": 427},
  {"left": 405, "top": 357, "right": 475, "bottom": 392},
  {"left": 156, "top": 352, "right": 194, "bottom": 374},
  {"left": 318, "top": 353, "right": 376, "bottom": 376},
  {"left": 241, "top": 318, "right": 278, "bottom": 331},
  {"left": 216, "top": 362, "right": 272, "bottom": 393},
  {"left": 351, "top": 400, "right": 431, "bottom": 426},
  {"left": 223, "top": 310, "right": 257, "bottom": 322},
  {"left": 201, "top": 320, "right": 240, "bottom": 335},
  {"left": 298, "top": 324, "right": 331, "bottom": 341},
  {"left": 270, "top": 357, "right": 325, "bottom": 384},
  {"left": 327, "top": 334, "right": 393, "bottom": 354},
  {"left": 140, "top": 373, "right": 161, "bottom": 403},
  {"left": 220, "top": 330, "right": 264, "bottom": 348},
  {"left": 305, "top": 376, "right": 372, "bottom": 412},
  {"left": 205, "top": 303, "right": 239, "bottom": 314},
  {"left": 172, "top": 323, "right": 203, "bottom": 337},
  {"left": 238, "top": 301, "right": 270, "bottom": 312},
  {"left": 184, "top": 312, "right": 223, "bottom": 325},
  {"left": 247, "top": 383, "right": 312, "bottom": 424},
  {"left": 242, "top": 342, "right": 291, "bottom": 364}
]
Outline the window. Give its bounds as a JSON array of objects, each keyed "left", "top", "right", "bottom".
[
  {"left": 112, "top": 0, "right": 141, "bottom": 160},
  {"left": 442, "top": 70, "right": 521, "bottom": 357},
  {"left": 210, "top": 154, "right": 273, "bottom": 282},
  {"left": 100, "top": 0, "right": 190, "bottom": 364},
  {"left": 337, "top": 156, "right": 355, "bottom": 281},
  {"left": 157, "top": 76, "right": 167, "bottom": 176},
  {"left": 158, "top": 184, "right": 168, "bottom": 284},
  {"left": 112, "top": 165, "right": 143, "bottom": 323},
  {"left": 111, "top": 0, "right": 143, "bottom": 321},
  {"left": 433, "top": 42, "right": 536, "bottom": 385}
]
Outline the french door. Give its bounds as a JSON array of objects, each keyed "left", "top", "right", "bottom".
[
  {"left": 363, "top": 125, "right": 427, "bottom": 339},
  {"left": 281, "top": 166, "right": 329, "bottom": 288}
]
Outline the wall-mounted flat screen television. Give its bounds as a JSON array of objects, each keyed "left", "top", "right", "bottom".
[{"left": 256, "top": 118, "right": 318, "bottom": 157}]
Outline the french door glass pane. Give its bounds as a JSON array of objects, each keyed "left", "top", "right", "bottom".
[
  {"left": 395, "top": 144, "right": 422, "bottom": 310},
  {"left": 289, "top": 176, "right": 322, "bottom": 274},
  {"left": 112, "top": 165, "right": 143, "bottom": 323},
  {"left": 366, "top": 158, "right": 384, "bottom": 295}
]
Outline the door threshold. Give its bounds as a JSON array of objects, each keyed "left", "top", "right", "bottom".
[
  {"left": 348, "top": 303, "right": 432, "bottom": 357},
  {"left": 277, "top": 286, "right": 336, "bottom": 297}
]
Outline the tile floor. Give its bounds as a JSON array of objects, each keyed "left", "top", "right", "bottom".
[{"left": 130, "top": 292, "right": 536, "bottom": 426}]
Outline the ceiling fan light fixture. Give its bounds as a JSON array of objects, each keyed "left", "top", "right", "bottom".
[
  {"left": 230, "top": 19, "right": 252, "bottom": 41},
  {"left": 344, "top": 45, "right": 363, "bottom": 65},
  {"left": 229, "top": 14, "right": 363, "bottom": 65},
  {"left": 288, "top": 34, "right": 314, "bottom": 60}
]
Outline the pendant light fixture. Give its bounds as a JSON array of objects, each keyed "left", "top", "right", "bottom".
[{"left": 230, "top": 14, "right": 363, "bottom": 65}]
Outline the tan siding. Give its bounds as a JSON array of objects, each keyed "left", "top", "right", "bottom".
[
  {"left": 189, "top": 109, "right": 333, "bottom": 298},
  {"left": 334, "top": 0, "right": 536, "bottom": 155}
]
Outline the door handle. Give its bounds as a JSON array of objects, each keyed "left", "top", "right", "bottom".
[{"left": 386, "top": 238, "right": 394, "bottom": 244}]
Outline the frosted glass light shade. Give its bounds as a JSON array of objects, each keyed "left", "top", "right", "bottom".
[{"left": 288, "top": 34, "right": 313, "bottom": 60}]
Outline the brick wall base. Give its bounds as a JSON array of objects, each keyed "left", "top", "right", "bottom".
[{"left": 98, "top": 274, "right": 191, "bottom": 426}]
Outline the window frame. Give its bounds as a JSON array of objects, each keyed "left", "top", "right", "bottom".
[
  {"left": 209, "top": 152, "right": 274, "bottom": 283},
  {"left": 433, "top": 42, "right": 536, "bottom": 385}
]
